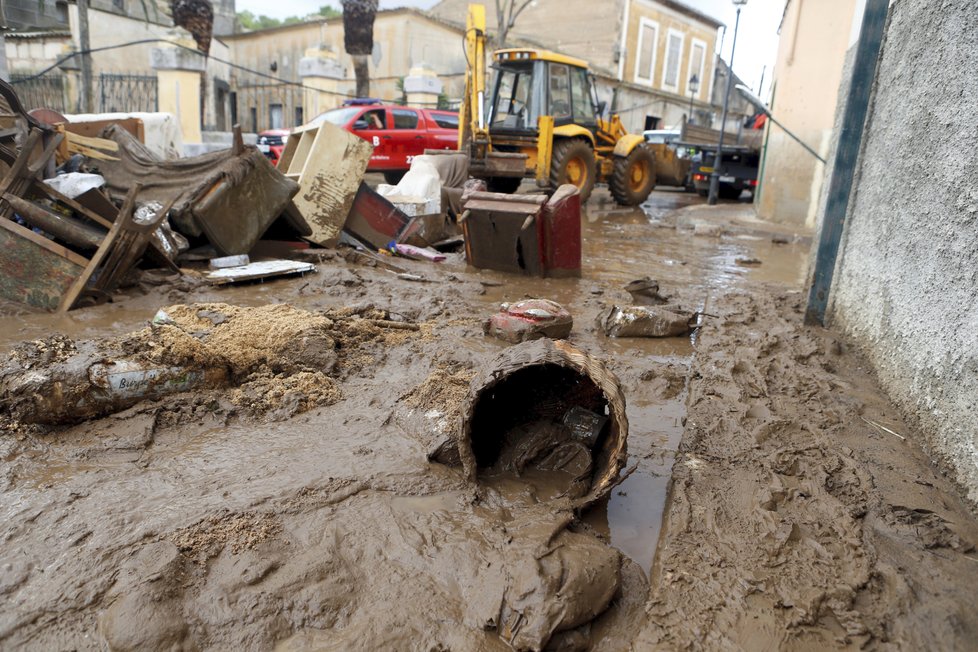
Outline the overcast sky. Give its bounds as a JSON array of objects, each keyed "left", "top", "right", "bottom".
[{"left": 235, "top": 0, "right": 783, "bottom": 96}]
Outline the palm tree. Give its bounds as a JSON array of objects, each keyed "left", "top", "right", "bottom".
[{"left": 341, "top": 0, "right": 379, "bottom": 98}]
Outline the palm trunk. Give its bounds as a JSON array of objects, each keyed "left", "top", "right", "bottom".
[{"left": 353, "top": 55, "right": 370, "bottom": 98}]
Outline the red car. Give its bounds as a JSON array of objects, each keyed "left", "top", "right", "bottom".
[
  {"left": 256, "top": 128, "right": 289, "bottom": 166},
  {"left": 259, "top": 102, "right": 458, "bottom": 182}
]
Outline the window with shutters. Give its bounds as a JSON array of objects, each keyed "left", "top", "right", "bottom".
[
  {"left": 687, "top": 39, "right": 707, "bottom": 98},
  {"left": 662, "top": 29, "right": 684, "bottom": 92},
  {"left": 633, "top": 17, "right": 659, "bottom": 85}
]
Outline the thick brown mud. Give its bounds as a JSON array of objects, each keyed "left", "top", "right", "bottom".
[{"left": 1, "top": 188, "right": 974, "bottom": 650}]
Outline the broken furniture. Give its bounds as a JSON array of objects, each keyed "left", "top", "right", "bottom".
[
  {"left": 0, "top": 126, "right": 158, "bottom": 311},
  {"left": 278, "top": 120, "right": 373, "bottom": 247},
  {"left": 96, "top": 124, "right": 302, "bottom": 255},
  {"left": 461, "top": 184, "right": 582, "bottom": 277}
]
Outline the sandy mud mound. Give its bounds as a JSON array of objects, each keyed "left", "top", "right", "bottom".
[{"left": 0, "top": 303, "right": 419, "bottom": 427}]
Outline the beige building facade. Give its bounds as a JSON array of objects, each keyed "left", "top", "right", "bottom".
[
  {"left": 757, "top": 0, "right": 859, "bottom": 227},
  {"left": 222, "top": 9, "right": 469, "bottom": 132}
]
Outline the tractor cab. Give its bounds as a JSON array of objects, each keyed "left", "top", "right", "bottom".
[{"left": 488, "top": 49, "right": 601, "bottom": 135}]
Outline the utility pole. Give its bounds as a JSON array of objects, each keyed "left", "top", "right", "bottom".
[
  {"left": 707, "top": 1, "right": 745, "bottom": 206},
  {"left": 78, "top": 0, "right": 94, "bottom": 113}
]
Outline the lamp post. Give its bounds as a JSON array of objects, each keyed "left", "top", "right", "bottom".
[
  {"left": 687, "top": 73, "right": 700, "bottom": 125},
  {"left": 707, "top": 0, "right": 747, "bottom": 206}
]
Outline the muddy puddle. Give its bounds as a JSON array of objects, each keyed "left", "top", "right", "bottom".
[{"left": 0, "top": 188, "right": 819, "bottom": 649}]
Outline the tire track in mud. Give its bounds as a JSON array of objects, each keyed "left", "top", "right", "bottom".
[{"left": 639, "top": 288, "right": 978, "bottom": 650}]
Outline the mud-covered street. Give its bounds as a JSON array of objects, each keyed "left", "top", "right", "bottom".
[{"left": 1, "top": 188, "right": 976, "bottom": 651}]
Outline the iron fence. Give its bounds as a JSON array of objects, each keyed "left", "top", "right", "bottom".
[
  {"left": 98, "top": 74, "right": 158, "bottom": 113},
  {"left": 9, "top": 73, "right": 68, "bottom": 113}
]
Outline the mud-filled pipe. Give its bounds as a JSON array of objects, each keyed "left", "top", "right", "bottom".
[{"left": 457, "top": 338, "right": 628, "bottom": 508}]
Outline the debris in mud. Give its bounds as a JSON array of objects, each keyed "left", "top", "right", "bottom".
[
  {"left": 398, "top": 365, "right": 476, "bottom": 464},
  {"left": 229, "top": 371, "right": 341, "bottom": 421},
  {"left": 171, "top": 510, "right": 283, "bottom": 559},
  {"left": 0, "top": 303, "right": 419, "bottom": 425},
  {"left": 484, "top": 299, "right": 573, "bottom": 344},
  {"left": 735, "top": 256, "right": 763, "bottom": 266},
  {"left": 624, "top": 277, "right": 670, "bottom": 305},
  {"left": 598, "top": 305, "right": 693, "bottom": 338},
  {"left": 462, "top": 185, "right": 582, "bottom": 277},
  {"left": 460, "top": 338, "right": 628, "bottom": 507}
]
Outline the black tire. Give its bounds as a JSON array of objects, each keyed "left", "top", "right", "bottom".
[
  {"left": 718, "top": 184, "right": 742, "bottom": 200},
  {"left": 486, "top": 176, "right": 523, "bottom": 194},
  {"left": 383, "top": 170, "right": 406, "bottom": 185},
  {"left": 550, "top": 139, "right": 597, "bottom": 202},
  {"left": 609, "top": 146, "right": 656, "bottom": 206}
]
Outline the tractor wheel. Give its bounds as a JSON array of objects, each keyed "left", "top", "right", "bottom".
[
  {"left": 486, "top": 176, "right": 523, "bottom": 194},
  {"left": 609, "top": 146, "right": 656, "bottom": 206},
  {"left": 550, "top": 139, "right": 597, "bottom": 202},
  {"left": 383, "top": 170, "right": 406, "bottom": 185}
]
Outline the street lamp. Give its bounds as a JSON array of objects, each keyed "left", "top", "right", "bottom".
[
  {"left": 687, "top": 73, "right": 700, "bottom": 125},
  {"left": 707, "top": 0, "right": 747, "bottom": 206}
]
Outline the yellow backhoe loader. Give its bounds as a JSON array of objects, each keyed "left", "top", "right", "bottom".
[{"left": 457, "top": 4, "right": 656, "bottom": 205}]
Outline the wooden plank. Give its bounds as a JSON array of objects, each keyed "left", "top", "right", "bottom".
[
  {"left": 33, "top": 181, "right": 115, "bottom": 229},
  {"left": 805, "top": 0, "right": 889, "bottom": 325},
  {"left": 57, "top": 185, "right": 139, "bottom": 313}
]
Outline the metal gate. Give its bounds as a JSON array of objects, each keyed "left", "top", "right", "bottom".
[
  {"left": 98, "top": 74, "right": 158, "bottom": 113},
  {"left": 9, "top": 73, "right": 67, "bottom": 112}
]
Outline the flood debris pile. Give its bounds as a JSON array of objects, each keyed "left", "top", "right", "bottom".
[
  {"left": 0, "top": 302, "right": 420, "bottom": 427},
  {"left": 460, "top": 339, "right": 628, "bottom": 507},
  {"left": 0, "top": 76, "right": 320, "bottom": 313}
]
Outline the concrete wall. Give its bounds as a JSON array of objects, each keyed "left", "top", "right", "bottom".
[
  {"left": 757, "top": 0, "right": 857, "bottom": 227},
  {"left": 829, "top": 0, "right": 978, "bottom": 504}
]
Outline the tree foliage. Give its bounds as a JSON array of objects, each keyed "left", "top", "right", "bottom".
[{"left": 237, "top": 4, "right": 341, "bottom": 31}]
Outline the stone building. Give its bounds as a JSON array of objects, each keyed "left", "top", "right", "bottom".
[
  {"left": 756, "top": 0, "right": 859, "bottom": 227},
  {"left": 222, "top": 8, "right": 469, "bottom": 133}
]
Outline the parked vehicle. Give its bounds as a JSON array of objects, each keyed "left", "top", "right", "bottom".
[
  {"left": 678, "top": 121, "right": 763, "bottom": 200},
  {"left": 256, "top": 128, "right": 289, "bottom": 166},
  {"left": 689, "top": 148, "right": 760, "bottom": 199},
  {"left": 308, "top": 102, "right": 459, "bottom": 183}
]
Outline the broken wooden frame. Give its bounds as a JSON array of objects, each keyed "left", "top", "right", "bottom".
[{"left": 0, "top": 126, "right": 162, "bottom": 312}]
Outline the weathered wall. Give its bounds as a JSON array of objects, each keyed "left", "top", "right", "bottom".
[
  {"left": 830, "top": 0, "right": 978, "bottom": 503},
  {"left": 757, "top": 0, "right": 857, "bottom": 228}
]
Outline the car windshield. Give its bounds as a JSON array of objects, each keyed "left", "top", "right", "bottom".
[{"left": 309, "top": 107, "right": 361, "bottom": 127}]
